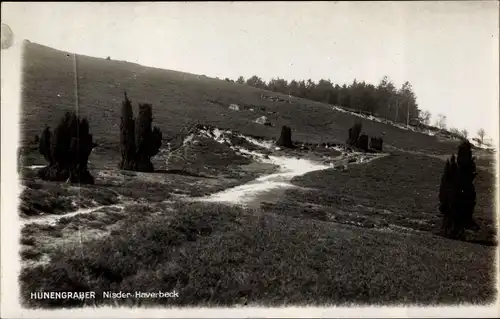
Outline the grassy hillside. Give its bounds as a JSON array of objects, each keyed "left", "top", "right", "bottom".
[
  {"left": 21, "top": 41, "right": 460, "bottom": 166},
  {"left": 17, "top": 41, "right": 498, "bottom": 308}
]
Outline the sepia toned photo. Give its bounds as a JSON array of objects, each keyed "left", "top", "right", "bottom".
[{"left": 1, "top": 2, "right": 499, "bottom": 318}]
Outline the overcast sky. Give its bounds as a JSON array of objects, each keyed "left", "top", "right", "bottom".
[{"left": 2, "top": 2, "right": 499, "bottom": 141}]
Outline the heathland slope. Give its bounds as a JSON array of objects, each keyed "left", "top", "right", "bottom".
[{"left": 21, "top": 41, "right": 461, "bottom": 162}]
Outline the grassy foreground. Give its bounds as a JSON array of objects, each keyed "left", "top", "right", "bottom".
[{"left": 20, "top": 202, "right": 497, "bottom": 308}]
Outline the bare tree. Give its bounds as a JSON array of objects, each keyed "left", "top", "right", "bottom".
[
  {"left": 460, "top": 129, "right": 468, "bottom": 140},
  {"left": 419, "top": 110, "right": 431, "bottom": 126},
  {"left": 477, "top": 128, "right": 486, "bottom": 144},
  {"left": 449, "top": 128, "right": 461, "bottom": 136},
  {"left": 436, "top": 114, "right": 447, "bottom": 130}
]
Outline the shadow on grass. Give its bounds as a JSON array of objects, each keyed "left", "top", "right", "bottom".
[
  {"left": 433, "top": 229, "right": 498, "bottom": 247},
  {"left": 465, "top": 239, "right": 498, "bottom": 247}
]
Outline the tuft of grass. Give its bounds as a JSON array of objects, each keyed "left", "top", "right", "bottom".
[
  {"left": 20, "top": 247, "right": 43, "bottom": 261},
  {"left": 19, "top": 182, "right": 120, "bottom": 217},
  {"left": 20, "top": 236, "right": 36, "bottom": 246}
]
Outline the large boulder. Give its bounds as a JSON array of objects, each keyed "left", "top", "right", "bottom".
[
  {"left": 369, "top": 137, "right": 383, "bottom": 152},
  {"left": 276, "top": 125, "right": 294, "bottom": 148},
  {"left": 347, "top": 122, "right": 362, "bottom": 146}
]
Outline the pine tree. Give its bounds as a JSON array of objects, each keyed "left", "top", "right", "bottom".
[{"left": 39, "top": 126, "right": 53, "bottom": 165}]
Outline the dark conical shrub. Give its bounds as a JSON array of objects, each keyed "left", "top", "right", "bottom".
[
  {"left": 149, "top": 126, "right": 163, "bottom": 157},
  {"left": 119, "top": 92, "right": 163, "bottom": 172},
  {"left": 347, "top": 122, "right": 362, "bottom": 146},
  {"left": 356, "top": 133, "right": 369, "bottom": 152},
  {"left": 37, "top": 111, "right": 96, "bottom": 184},
  {"left": 71, "top": 118, "right": 95, "bottom": 183},
  {"left": 369, "top": 136, "right": 383, "bottom": 152},
  {"left": 50, "top": 112, "right": 74, "bottom": 168},
  {"left": 135, "top": 103, "right": 162, "bottom": 172},
  {"left": 456, "top": 140, "right": 478, "bottom": 230},
  {"left": 276, "top": 125, "right": 293, "bottom": 148},
  {"left": 438, "top": 159, "right": 451, "bottom": 215},
  {"left": 119, "top": 92, "right": 137, "bottom": 170},
  {"left": 440, "top": 155, "right": 459, "bottom": 235},
  {"left": 39, "top": 126, "right": 53, "bottom": 165},
  {"left": 439, "top": 140, "right": 478, "bottom": 239}
]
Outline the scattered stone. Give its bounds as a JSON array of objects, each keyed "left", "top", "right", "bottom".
[
  {"left": 254, "top": 116, "right": 271, "bottom": 126},
  {"left": 229, "top": 104, "right": 240, "bottom": 111},
  {"left": 364, "top": 222, "right": 375, "bottom": 228}
]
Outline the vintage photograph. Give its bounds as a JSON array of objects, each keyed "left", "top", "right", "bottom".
[{"left": 1, "top": 1, "right": 499, "bottom": 317}]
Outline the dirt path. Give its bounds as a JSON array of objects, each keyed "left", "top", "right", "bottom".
[
  {"left": 21, "top": 203, "right": 126, "bottom": 226},
  {"left": 188, "top": 148, "right": 389, "bottom": 208},
  {"left": 190, "top": 154, "right": 332, "bottom": 207}
]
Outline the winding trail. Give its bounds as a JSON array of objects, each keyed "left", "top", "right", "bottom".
[
  {"left": 187, "top": 133, "right": 389, "bottom": 207},
  {"left": 191, "top": 154, "right": 334, "bottom": 207},
  {"left": 21, "top": 204, "right": 126, "bottom": 226}
]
